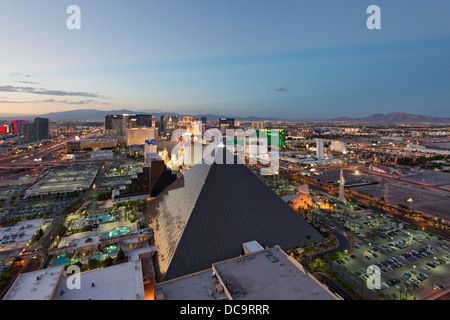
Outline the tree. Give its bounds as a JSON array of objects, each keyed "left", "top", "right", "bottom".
[
  {"left": 103, "top": 257, "right": 113, "bottom": 267},
  {"left": 88, "top": 259, "right": 99, "bottom": 270},
  {"left": 116, "top": 248, "right": 125, "bottom": 261}
]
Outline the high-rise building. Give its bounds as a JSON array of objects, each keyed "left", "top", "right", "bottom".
[
  {"left": 219, "top": 118, "right": 235, "bottom": 134},
  {"left": 105, "top": 113, "right": 155, "bottom": 137},
  {"left": 35, "top": 117, "right": 49, "bottom": 141},
  {"left": 160, "top": 115, "right": 179, "bottom": 138},
  {"left": 19, "top": 122, "right": 36, "bottom": 143},
  {"left": 10, "top": 119, "right": 28, "bottom": 134},
  {"left": 105, "top": 114, "right": 124, "bottom": 137},
  {"left": 316, "top": 138, "right": 324, "bottom": 160},
  {"left": 251, "top": 121, "right": 265, "bottom": 130},
  {"left": 126, "top": 128, "right": 158, "bottom": 146},
  {"left": 128, "top": 114, "right": 155, "bottom": 129},
  {"left": 256, "top": 129, "right": 286, "bottom": 149},
  {"left": 200, "top": 116, "right": 207, "bottom": 133},
  {"left": 338, "top": 169, "right": 346, "bottom": 203}
]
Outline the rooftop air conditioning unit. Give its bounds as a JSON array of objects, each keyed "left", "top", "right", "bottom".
[{"left": 215, "top": 284, "right": 224, "bottom": 294}]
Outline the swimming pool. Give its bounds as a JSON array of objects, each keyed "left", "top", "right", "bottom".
[
  {"left": 89, "top": 253, "right": 108, "bottom": 261},
  {"left": 89, "top": 245, "right": 117, "bottom": 261},
  {"left": 106, "top": 245, "right": 117, "bottom": 255},
  {"left": 102, "top": 227, "right": 130, "bottom": 239},
  {"left": 86, "top": 214, "right": 117, "bottom": 222},
  {"left": 54, "top": 252, "right": 71, "bottom": 266}
]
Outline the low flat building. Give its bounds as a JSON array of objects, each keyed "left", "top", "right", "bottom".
[
  {"left": 67, "top": 138, "right": 118, "bottom": 152},
  {"left": 90, "top": 150, "right": 113, "bottom": 159},
  {"left": 56, "top": 260, "right": 146, "bottom": 300},
  {"left": 3, "top": 265, "right": 65, "bottom": 300},
  {"left": 0, "top": 219, "right": 48, "bottom": 252},
  {"left": 156, "top": 245, "right": 339, "bottom": 300},
  {"left": 25, "top": 166, "right": 99, "bottom": 198}
]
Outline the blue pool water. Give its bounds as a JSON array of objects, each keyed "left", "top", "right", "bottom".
[
  {"left": 90, "top": 253, "right": 108, "bottom": 261},
  {"left": 103, "top": 227, "right": 130, "bottom": 239},
  {"left": 86, "top": 214, "right": 116, "bottom": 222},
  {"left": 90, "top": 245, "right": 117, "bottom": 261},
  {"left": 106, "top": 245, "right": 117, "bottom": 254},
  {"left": 54, "top": 252, "right": 70, "bottom": 266}
]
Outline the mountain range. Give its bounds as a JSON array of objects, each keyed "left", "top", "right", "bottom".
[
  {"left": 1, "top": 109, "right": 449, "bottom": 124},
  {"left": 331, "top": 112, "right": 450, "bottom": 124}
]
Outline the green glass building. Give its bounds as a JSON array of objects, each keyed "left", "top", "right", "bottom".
[{"left": 257, "top": 129, "right": 286, "bottom": 149}]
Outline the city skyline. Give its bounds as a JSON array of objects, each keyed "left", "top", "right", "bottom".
[{"left": 1, "top": 1, "right": 450, "bottom": 119}]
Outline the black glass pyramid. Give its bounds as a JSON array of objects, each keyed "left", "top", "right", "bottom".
[{"left": 144, "top": 147, "right": 322, "bottom": 282}]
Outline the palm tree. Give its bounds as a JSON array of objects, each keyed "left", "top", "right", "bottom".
[
  {"left": 411, "top": 282, "right": 418, "bottom": 300},
  {"left": 391, "top": 293, "right": 398, "bottom": 300},
  {"left": 311, "top": 239, "right": 317, "bottom": 253},
  {"left": 404, "top": 286, "right": 409, "bottom": 300}
]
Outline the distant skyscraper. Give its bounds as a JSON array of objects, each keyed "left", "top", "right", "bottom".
[
  {"left": 200, "top": 115, "right": 207, "bottom": 133},
  {"left": 338, "top": 169, "right": 346, "bottom": 203},
  {"left": 10, "top": 119, "right": 28, "bottom": 134},
  {"left": 35, "top": 117, "right": 49, "bottom": 141},
  {"left": 128, "top": 114, "right": 154, "bottom": 129},
  {"left": 316, "top": 138, "right": 324, "bottom": 160},
  {"left": 19, "top": 122, "right": 36, "bottom": 143},
  {"left": 251, "top": 121, "right": 265, "bottom": 130},
  {"left": 219, "top": 118, "right": 235, "bottom": 134},
  {"left": 105, "top": 114, "right": 123, "bottom": 137},
  {"left": 160, "top": 115, "right": 179, "bottom": 138}
]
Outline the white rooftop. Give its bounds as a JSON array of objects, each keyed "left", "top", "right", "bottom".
[
  {"left": 212, "top": 247, "right": 339, "bottom": 300},
  {"left": 0, "top": 219, "right": 45, "bottom": 250},
  {"left": 127, "top": 246, "right": 157, "bottom": 262},
  {"left": 3, "top": 265, "right": 64, "bottom": 300},
  {"left": 156, "top": 269, "right": 228, "bottom": 300},
  {"left": 242, "top": 241, "right": 265, "bottom": 254},
  {"left": 56, "top": 260, "right": 145, "bottom": 300},
  {"left": 157, "top": 246, "right": 340, "bottom": 301}
]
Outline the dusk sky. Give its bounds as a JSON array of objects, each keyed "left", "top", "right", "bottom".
[{"left": 1, "top": 0, "right": 450, "bottom": 119}]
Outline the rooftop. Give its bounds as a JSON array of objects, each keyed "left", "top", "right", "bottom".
[
  {"left": 212, "top": 247, "right": 338, "bottom": 300},
  {"left": 156, "top": 269, "right": 228, "bottom": 300},
  {"left": 156, "top": 245, "right": 339, "bottom": 300},
  {"left": 3, "top": 265, "right": 64, "bottom": 300},
  {"left": 0, "top": 219, "right": 46, "bottom": 251},
  {"left": 56, "top": 260, "right": 145, "bottom": 300}
]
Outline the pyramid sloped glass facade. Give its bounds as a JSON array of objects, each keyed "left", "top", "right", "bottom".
[{"left": 144, "top": 147, "right": 323, "bottom": 282}]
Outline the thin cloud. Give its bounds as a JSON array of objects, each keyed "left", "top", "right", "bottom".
[
  {"left": 17, "top": 81, "right": 38, "bottom": 85},
  {"left": 0, "top": 100, "right": 30, "bottom": 103},
  {"left": 10, "top": 73, "right": 33, "bottom": 77},
  {"left": 274, "top": 84, "right": 288, "bottom": 92},
  {"left": 0, "top": 98, "right": 95, "bottom": 105},
  {"left": 0, "top": 85, "right": 101, "bottom": 98}
]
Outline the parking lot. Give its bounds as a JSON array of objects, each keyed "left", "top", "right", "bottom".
[
  {"left": 2, "top": 197, "right": 74, "bottom": 220},
  {"left": 333, "top": 226, "right": 450, "bottom": 299}
]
